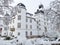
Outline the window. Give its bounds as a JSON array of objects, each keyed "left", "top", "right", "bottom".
[
  {"left": 44, "top": 22, "right": 46, "bottom": 25},
  {"left": 30, "top": 18, "right": 32, "bottom": 23},
  {"left": 10, "top": 22, "right": 11, "bottom": 24},
  {"left": 30, "top": 31, "right": 32, "bottom": 35},
  {"left": 44, "top": 18, "right": 45, "bottom": 20},
  {"left": 26, "top": 31, "right": 28, "bottom": 36},
  {"left": 26, "top": 24, "right": 28, "bottom": 29},
  {"left": 18, "top": 15, "right": 21, "bottom": 20},
  {"left": 39, "top": 24, "right": 41, "bottom": 25},
  {"left": 26, "top": 18, "right": 28, "bottom": 22},
  {"left": 0, "top": 28, "right": 2, "bottom": 32},
  {"left": 13, "top": 19, "right": 14, "bottom": 23},
  {"left": 37, "top": 26, "right": 39, "bottom": 28},
  {"left": 30, "top": 25, "right": 32, "bottom": 29},
  {"left": 16, "top": 40, "right": 18, "bottom": 42},
  {"left": 44, "top": 27, "right": 47, "bottom": 32},
  {"left": 5, "top": 22, "right": 8, "bottom": 25},
  {"left": 39, "top": 20, "right": 40, "bottom": 22},
  {"left": 4, "top": 27, "right": 7, "bottom": 30},
  {"left": 47, "top": 18, "right": 49, "bottom": 21},
  {"left": 9, "top": 32, "right": 13, "bottom": 36},
  {"left": 0, "top": 34, "right": 1, "bottom": 36},
  {"left": 18, "top": 32, "right": 20, "bottom": 35},
  {"left": 37, "top": 21, "right": 38, "bottom": 24},
  {"left": 39, "top": 28, "right": 41, "bottom": 30},
  {"left": 4, "top": 33, "right": 7, "bottom": 35},
  {"left": 17, "top": 23, "right": 21, "bottom": 28}
]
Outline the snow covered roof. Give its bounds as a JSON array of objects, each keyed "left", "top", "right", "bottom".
[
  {"left": 35, "top": 9, "right": 44, "bottom": 14},
  {"left": 26, "top": 12, "right": 33, "bottom": 16},
  {"left": 17, "top": 3, "right": 25, "bottom": 7},
  {"left": 17, "top": 3, "right": 26, "bottom": 9}
]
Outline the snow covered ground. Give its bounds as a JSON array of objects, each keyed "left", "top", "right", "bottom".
[{"left": 0, "top": 36, "right": 60, "bottom": 45}]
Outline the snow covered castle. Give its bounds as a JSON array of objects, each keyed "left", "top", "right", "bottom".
[{"left": 0, "top": 0, "right": 60, "bottom": 40}]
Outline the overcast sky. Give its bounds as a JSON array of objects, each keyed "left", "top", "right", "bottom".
[{"left": 11, "top": 0, "right": 55, "bottom": 14}]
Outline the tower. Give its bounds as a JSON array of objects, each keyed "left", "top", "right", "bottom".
[{"left": 35, "top": 4, "right": 45, "bottom": 36}]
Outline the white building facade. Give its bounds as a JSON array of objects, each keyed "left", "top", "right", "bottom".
[
  {"left": 9, "top": 3, "right": 37, "bottom": 38},
  {"left": 0, "top": 16, "right": 4, "bottom": 36},
  {"left": 34, "top": 4, "right": 47, "bottom": 36}
]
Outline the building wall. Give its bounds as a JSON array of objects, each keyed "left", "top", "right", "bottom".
[
  {"left": 0, "top": 18, "right": 4, "bottom": 36},
  {"left": 9, "top": 4, "right": 37, "bottom": 38},
  {"left": 35, "top": 13, "right": 46, "bottom": 36},
  {"left": 26, "top": 13, "right": 37, "bottom": 36}
]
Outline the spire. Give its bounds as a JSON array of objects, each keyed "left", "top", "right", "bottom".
[{"left": 35, "top": 4, "right": 44, "bottom": 14}]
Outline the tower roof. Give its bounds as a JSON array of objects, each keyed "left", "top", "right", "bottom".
[
  {"left": 39, "top": 4, "right": 44, "bottom": 9},
  {"left": 17, "top": 3, "right": 26, "bottom": 8}
]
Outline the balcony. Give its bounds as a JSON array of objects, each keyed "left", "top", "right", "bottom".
[{"left": 10, "top": 28, "right": 15, "bottom": 32}]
